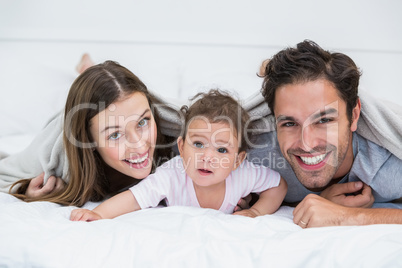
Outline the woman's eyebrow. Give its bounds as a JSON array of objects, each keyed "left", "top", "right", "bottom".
[
  {"left": 134, "top": 109, "right": 150, "bottom": 121},
  {"left": 138, "top": 108, "right": 151, "bottom": 118},
  {"left": 101, "top": 109, "right": 150, "bottom": 133},
  {"left": 101, "top": 125, "right": 120, "bottom": 133}
]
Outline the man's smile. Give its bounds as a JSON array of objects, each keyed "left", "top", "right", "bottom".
[
  {"left": 291, "top": 151, "right": 332, "bottom": 171},
  {"left": 299, "top": 152, "right": 329, "bottom": 165}
]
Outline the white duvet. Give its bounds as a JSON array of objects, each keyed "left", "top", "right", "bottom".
[{"left": 1, "top": 192, "right": 402, "bottom": 267}]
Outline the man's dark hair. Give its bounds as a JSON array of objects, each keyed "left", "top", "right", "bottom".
[{"left": 261, "top": 40, "right": 361, "bottom": 122}]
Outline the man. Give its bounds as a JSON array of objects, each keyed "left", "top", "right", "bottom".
[{"left": 248, "top": 40, "right": 402, "bottom": 228}]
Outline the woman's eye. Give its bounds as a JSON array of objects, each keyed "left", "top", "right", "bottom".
[
  {"left": 108, "top": 132, "right": 122, "bottom": 140},
  {"left": 217, "top": 147, "right": 227, "bottom": 153},
  {"left": 138, "top": 118, "right": 149, "bottom": 127},
  {"left": 194, "top": 142, "right": 204, "bottom": 148}
]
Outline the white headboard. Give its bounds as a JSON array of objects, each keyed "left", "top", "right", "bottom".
[{"left": 0, "top": 0, "right": 401, "bottom": 154}]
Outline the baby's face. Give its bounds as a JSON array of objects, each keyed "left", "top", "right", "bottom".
[{"left": 178, "top": 118, "right": 245, "bottom": 188}]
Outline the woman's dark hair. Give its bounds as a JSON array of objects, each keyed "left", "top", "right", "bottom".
[{"left": 11, "top": 61, "right": 173, "bottom": 206}]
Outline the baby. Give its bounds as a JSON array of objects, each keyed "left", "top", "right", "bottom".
[{"left": 70, "top": 89, "right": 287, "bottom": 221}]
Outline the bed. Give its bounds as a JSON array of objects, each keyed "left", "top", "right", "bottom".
[
  {"left": 2, "top": 3, "right": 402, "bottom": 265},
  {"left": 1, "top": 192, "right": 402, "bottom": 267}
]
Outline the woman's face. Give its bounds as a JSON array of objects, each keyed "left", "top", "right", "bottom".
[{"left": 90, "top": 92, "right": 157, "bottom": 179}]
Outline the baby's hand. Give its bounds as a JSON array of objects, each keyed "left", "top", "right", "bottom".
[
  {"left": 233, "top": 208, "right": 260, "bottom": 218},
  {"left": 70, "top": 208, "right": 102, "bottom": 222}
]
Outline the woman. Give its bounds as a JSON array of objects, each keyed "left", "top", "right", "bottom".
[{"left": 5, "top": 61, "right": 176, "bottom": 206}]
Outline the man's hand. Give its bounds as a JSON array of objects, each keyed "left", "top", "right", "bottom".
[
  {"left": 293, "top": 194, "right": 354, "bottom": 228},
  {"left": 294, "top": 193, "right": 402, "bottom": 228},
  {"left": 70, "top": 209, "right": 102, "bottom": 222},
  {"left": 25, "top": 172, "right": 66, "bottom": 198},
  {"left": 320, "top": 181, "right": 374, "bottom": 208}
]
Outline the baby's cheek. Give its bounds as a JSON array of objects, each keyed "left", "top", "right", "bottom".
[{"left": 219, "top": 156, "right": 234, "bottom": 169}]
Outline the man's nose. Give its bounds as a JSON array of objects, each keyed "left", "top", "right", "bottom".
[{"left": 300, "top": 124, "right": 320, "bottom": 152}]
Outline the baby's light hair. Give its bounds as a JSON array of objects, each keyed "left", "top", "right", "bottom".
[{"left": 180, "top": 89, "right": 250, "bottom": 152}]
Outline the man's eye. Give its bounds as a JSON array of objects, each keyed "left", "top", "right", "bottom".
[
  {"left": 318, "top": 118, "right": 331, "bottom": 124},
  {"left": 282, "top": 122, "right": 296, "bottom": 127},
  {"left": 138, "top": 118, "right": 149, "bottom": 127},
  {"left": 108, "top": 132, "right": 122, "bottom": 140},
  {"left": 217, "top": 147, "right": 227, "bottom": 153},
  {"left": 194, "top": 142, "right": 204, "bottom": 148}
]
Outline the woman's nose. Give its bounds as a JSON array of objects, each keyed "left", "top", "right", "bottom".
[{"left": 126, "top": 130, "right": 147, "bottom": 149}]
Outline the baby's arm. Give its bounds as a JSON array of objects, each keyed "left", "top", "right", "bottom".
[
  {"left": 234, "top": 177, "right": 287, "bottom": 218},
  {"left": 70, "top": 190, "right": 140, "bottom": 221}
]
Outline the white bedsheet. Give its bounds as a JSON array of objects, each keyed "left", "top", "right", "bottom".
[{"left": 1, "top": 192, "right": 402, "bottom": 267}]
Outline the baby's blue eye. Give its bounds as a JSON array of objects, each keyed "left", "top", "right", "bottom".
[
  {"left": 217, "top": 147, "right": 227, "bottom": 153},
  {"left": 194, "top": 142, "right": 204, "bottom": 148},
  {"left": 138, "top": 118, "right": 149, "bottom": 127},
  {"left": 108, "top": 132, "right": 122, "bottom": 140}
]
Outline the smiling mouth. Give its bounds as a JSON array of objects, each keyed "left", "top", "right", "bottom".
[
  {"left": 125, "top": 152, "right": 148, "bottom": 164},
  {"left": 298, "top": 153, "right": 328, "bottom": 166}
]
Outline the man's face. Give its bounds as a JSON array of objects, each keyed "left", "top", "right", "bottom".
[{"left": 274, "top": 79, "right": 360, "bottom": 191}]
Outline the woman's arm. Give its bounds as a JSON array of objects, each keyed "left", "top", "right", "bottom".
[
  {"left": 70, "top": 190, "right": 141, "bottom": 221},
  {"left": 1, "top": 114, "right": 67, "bottom": 197},
  {"left": 234, "top": 177, "right": 287, "bottom": 217}
]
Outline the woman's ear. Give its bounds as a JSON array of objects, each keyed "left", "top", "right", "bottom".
[
  {"left": 350, "top": 98, "right": 361, "bottom": 132},
  {"left": 177, "top": 136, "right": 184, "bottom": 155},
  {"left": 234, "top": 151, "right": 247, "bottom": 170}
]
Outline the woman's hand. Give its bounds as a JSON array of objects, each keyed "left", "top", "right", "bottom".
[
  {"left": 233, "top": 194, "right": 252, "bottom": 212},
  {"left": 70, "top": 209, "right": 102, "bottom": 222},
  {"left": 25, "top": 172, "right": 65, "bottom": 198}
]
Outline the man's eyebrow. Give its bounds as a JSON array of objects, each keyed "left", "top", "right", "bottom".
[
  {"left": 276, "top": 108, "right": 338, "bottom": 124},
  {"left": 309, "top": 108, "right": 338, "bottom": 121},
  {"left": 101, "top": 109, "right": 149, "bottom": 133},
  {"left": 276, "top": 115, "right": 296, "bottom": 123}
]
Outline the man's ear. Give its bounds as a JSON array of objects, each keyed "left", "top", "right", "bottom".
[
  {"left": 350, "top": 98, "right": 361, "bottom": 132},
  {"left": 177, "top": 136, "right": 184, "bottom": 155},
  {"left": 234, "top": 151, "right": 247, "bottom": 170}
]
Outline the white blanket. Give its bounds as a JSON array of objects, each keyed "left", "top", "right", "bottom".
[
  {"left": 1, "top": 89, "right": 402, "bottom": 192},
  {"left": 1, "top": 192, "right": 402, "bottom": 267}
]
